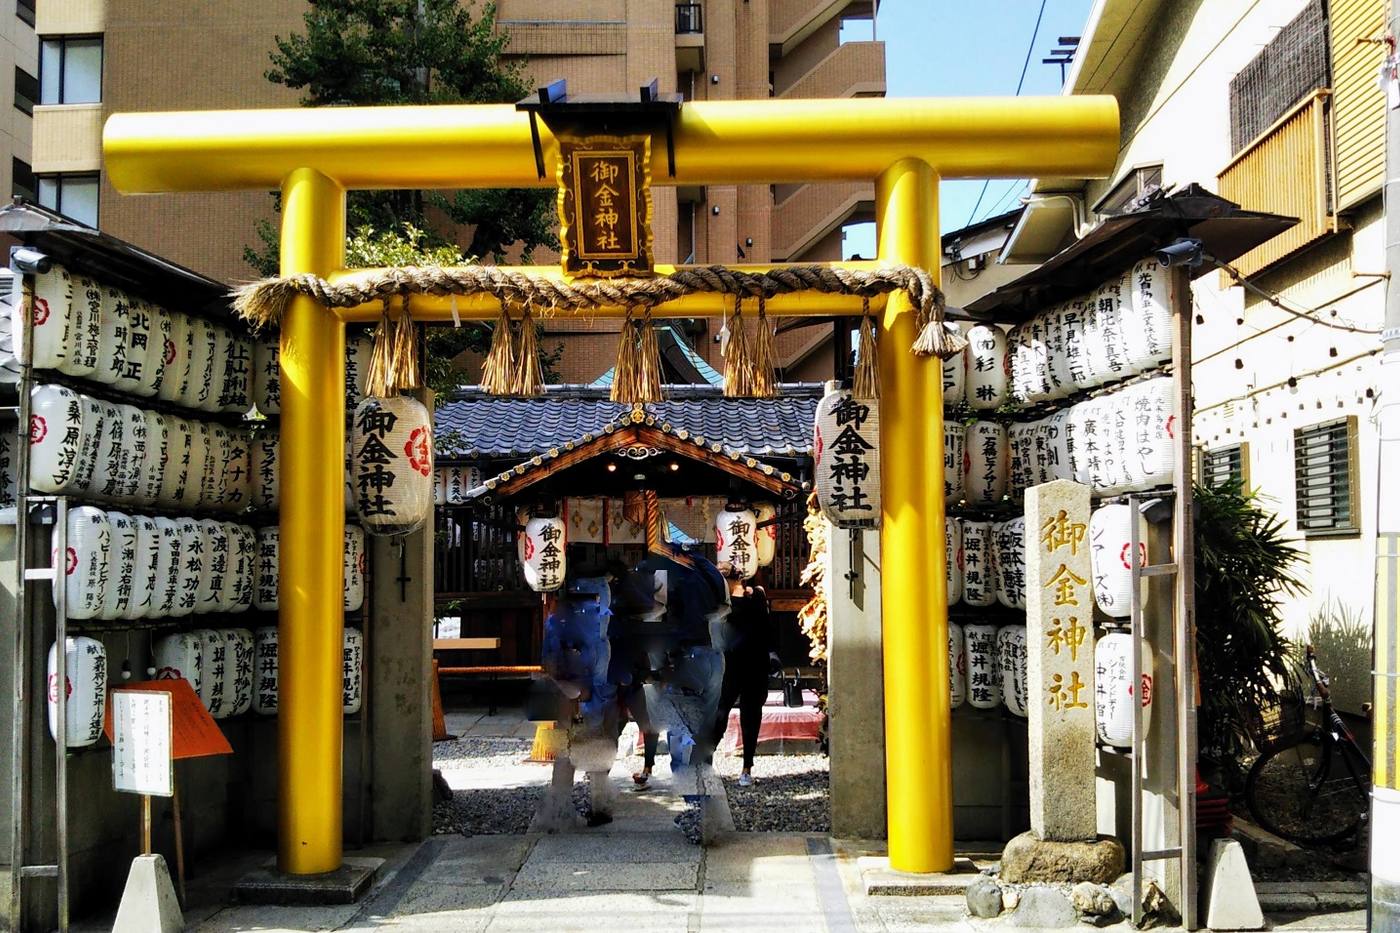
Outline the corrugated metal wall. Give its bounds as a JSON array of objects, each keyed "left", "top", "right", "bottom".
[{"left": 1330, "top": 0, "right": 1387, "bottom": 211}]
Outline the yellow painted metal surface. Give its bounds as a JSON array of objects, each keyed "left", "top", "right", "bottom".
[
  {"left": 1379, "top": 534, "right": 1398, "bottom": 791},
  {"left": 1330, "top": 0, "right": 1387, "bottom": 211},
  {"left": 277, "top": 167, "right": 348, "bottom": 875},
  {"left": 876, "top": 158, "right": 953, "bottom": 873},
  {"left": 104, "top": 96, "right": 1119, "bottom": 192},
  {"left": 329, "top": 261, "right": 890, "bottom": 321},
  {"left": 1217, "top": 89, "right": 1333, "bottom": 278}
]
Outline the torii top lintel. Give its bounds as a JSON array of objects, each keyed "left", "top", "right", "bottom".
[{"left": 103, "top": 96, "right": 1119, "bottom": 195}]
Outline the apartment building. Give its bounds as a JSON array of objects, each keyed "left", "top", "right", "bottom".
[
  {"left": 30, "top": 0, "right": 884, "bottom": 384},
  {"left": 989, "top": 0, "right": 1387, "bottom": 713},
  {"left": 1, "top": 0, "right": 35, "bottom": 223}
]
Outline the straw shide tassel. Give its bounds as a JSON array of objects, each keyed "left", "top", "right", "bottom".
[
  {"left": 513, "top": 306, "right": 545, "bottom": 397},
  {"left": 610, "top": 309, "right": 663, "bottom": 403},
  {"left": 750, "top": 297, "right": 777, "bottom": 399},
  {"left": 481, "top": 300, "right": 516, "bottom": 396},
  {"left": 853, "top": 308, "right": 880, "bottom": 400},
  {"left": 723, "top": 298, "right": 756, "bottom": 398}
]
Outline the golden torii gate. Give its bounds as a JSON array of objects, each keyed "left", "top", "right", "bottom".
[{"left": 104, "top": 96, "right": 1117, "bottom": 877}]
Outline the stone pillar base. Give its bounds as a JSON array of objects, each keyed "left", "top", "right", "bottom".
[{"left": 999, "top": 831, "right": 1125, "bottom": 884}]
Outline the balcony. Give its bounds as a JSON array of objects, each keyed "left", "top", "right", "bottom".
[
  {"left": 773, "top": 180, "right": 874, "bottom": 261},
  {"left": 770, "top": 0, "right": 856, "bottom": 56},
  {"left": 1217, "top": 88, "right": 1334, "bottom": 277},
  {"left": 675, "top": 4, "right": 704, "bottom": 72},
  {"left": 776, "top": 40, "right": 884, "bottom": 99},
  {"left": 32, "top": 103, "right": 103, "bottom": 173}
]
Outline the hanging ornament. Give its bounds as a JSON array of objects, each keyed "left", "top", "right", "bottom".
[
  {"left": 47, "top": 637, "right": 107, "bottom": 748},
  {"left": 965, "top": 324, "right": 1008, "bottom": 410},
  {"left": 751, "top": 298, "right": 778, "bottom": 399},
  {"left": 723, "top": 298, "right": 754, "bottom": 398},
  {"left": 964, "top": 623, "right": 1001, "bottom": 710},
  {"left": 254, "top": 627, "right": 279, "bottom": 715},
  {"left": 963, "top": 420, "right": 1008, "bottom": 505},
  {"left": 853, "top": 310, "right": 880, "bottom": 400},
  {"left": 611, "top": 307, "right": 664, "bottom": 404},
  {"left": 948, "top": 622, "right": 966, "bottom": 709},
  {"left": 521, "top": 515, "right": 568, "bottom": 592},
  {"left": 480, "top": 301, "right": 516, "bottom": 397},
  {"left": 960, "top": 519, "right": 994, "bottom": 607},
  {"left": 351, "top": 395, "right": 435, "bottom": 536},
  {"left": 813, "top": 382, "right": 880, "bottom": 529},
  {"left": 1095, "top": 631, "right": 1153, "bottom": 748},
  {"left": 715, "top": 505, "right": 759, "bottom": 580},
  {"left": 997, "top": 624, "right": 1028, "bottom": 717},
  {"left": 1089, "top": 503, "right": 1147, "bottom": 619},
  {"left": 944, "top": 516, "right": 962, "bottom": 606}
]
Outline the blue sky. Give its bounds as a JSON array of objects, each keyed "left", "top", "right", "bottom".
[{"left": 841, "top": 0, "right": 1096, "bottom": 257}]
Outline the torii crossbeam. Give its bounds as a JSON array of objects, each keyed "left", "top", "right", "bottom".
[{"left": 104, "top": 95, "right": 1117, "bottom": 877}]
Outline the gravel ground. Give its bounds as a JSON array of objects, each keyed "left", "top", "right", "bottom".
[
  {"left": 717, "top": 753, "right": 830, "bottom": 833},
  {"left": 433, "top": 780, "right": 589, "bottom": 836},
  {"left": 432, "top": 735, "right": 533, "bottom": 766}
]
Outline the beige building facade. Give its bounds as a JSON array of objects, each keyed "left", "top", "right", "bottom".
[
  {"left": 1, "top": 0, "right": 35, "bottom": 219},
  {"left": 31, "top": 0, "right": 884, "bottom": 385}
]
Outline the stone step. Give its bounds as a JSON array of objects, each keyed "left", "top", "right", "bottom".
[{"left": 1255, "top": 881, "right": 1368, "bottom": 912}]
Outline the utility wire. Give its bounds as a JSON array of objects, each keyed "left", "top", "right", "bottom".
[
  {"left": 1210, "top": 254, "right": 1382, "bottom": 335},
  {"left": 963, "top": 0, "right": 1048, "bottom": 228}
]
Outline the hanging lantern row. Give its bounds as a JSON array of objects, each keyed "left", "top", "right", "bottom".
[
  {"left": 251, "top": 525, "right": 366, "bottom": 613},
  {"left": 152, "top": 626, "right": 363, "bottom": 722},
  {"left": 1005, "top": 376, "right": 1175, "bottom": 498},
  {"left": 252, "top": 329, "right": 373, "bottom": 416},
  {"left": 21, "top": 265, "right": 253, "bottom": 413},
  {"left": 29, "top": 383, "right": 252, "bottom": 510},
  {"left": 350, "top": 395, "right": 435, "bottom": 536},
  {"left": 434, "top": 465, "right": 484, "bottom": 506},
  {"left": 949, "top": 622, "right": 1026, "bottom": 716}
]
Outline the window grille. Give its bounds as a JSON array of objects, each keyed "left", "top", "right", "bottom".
[
  {"left": 1294, "top": 417, "right": 1358, "bottom": 536},
  {"left": 1229, "top": 0, "right": 1328, "bottom": 154},
  {"left": 1203, "top": 443, "right": 1247, "bottom": 490}
]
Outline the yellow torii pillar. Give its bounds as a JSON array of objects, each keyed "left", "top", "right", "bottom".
[{"left": 104, "top": 96, "right": 1117, "bottom": 876}]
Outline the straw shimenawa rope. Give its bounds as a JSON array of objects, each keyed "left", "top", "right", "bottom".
[{"left": 231, "top": 262, "right": 963, "bottom": 360}]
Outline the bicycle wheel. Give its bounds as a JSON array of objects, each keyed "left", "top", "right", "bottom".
[{"left": 1245, "top": 734, "right": 1366, "bottom": 846}]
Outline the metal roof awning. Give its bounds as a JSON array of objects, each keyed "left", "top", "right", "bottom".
[{"left": 965, "top": 185, "right": 1298, "bottom": 322}]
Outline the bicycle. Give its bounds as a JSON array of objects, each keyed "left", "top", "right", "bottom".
[{"left": 1244, "top": 644, "right": 1371, "bottom": 847}]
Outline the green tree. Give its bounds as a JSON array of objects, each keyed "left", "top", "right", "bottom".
[{"left": 247, "top": 0, "right": 555, "bottom": 274}]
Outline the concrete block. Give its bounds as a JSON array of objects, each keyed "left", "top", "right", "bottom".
[
  {"left": 860, "top": 856, "right": 980, "bottom": 896},
  {"left": 113, "top": 854, "right": 183, "bottom": 933},
  {"left": 233, "top": 856, "right": 383, "bottom": 905},
  {"left": 1203, "top": 838, "right": 1264, "bottom": 930}
]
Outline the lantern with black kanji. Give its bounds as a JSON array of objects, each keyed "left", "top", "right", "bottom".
[
  {"left": 224, "top": 628, "right": 255, "bottom": 717},
  {"left": 47, "top": 637, "right": 107, "bottom": 748},
  {"left": 56, "top": 505, "right": 110, "bottom": 619},
  {"left": 813, "top": 385, "right": 880, "bottom": 529},
  {"left": 1089, "top": 503, "right": 1146, "bottom": 619},
  {"left": 715, "top": 505, "right": 759, "bottom": 580},
  {"left": 965, "top": 324, "right": 1008, "bottom": 410},
  {"left": 997, "top": 624, "right": 1028, "bottom": 717},
  {"left": 1095, "top": 631, "right": 1152, "bottom": 747},
  {"left": 960, "top": 519, "right": 994, "bottom": 607},
  {"left": 351, "top": 395, "right": 435, "bottom": 536},
  {"left": 153, "top": 631, "right": 203, "bottom": 692},
  {"left": 963, "top": 420, "right": 1008, "bottom": 505},
  {"left": 28, "top": 383, "right": 86, "bottom": 495},
  {"left": 963, "top": 623, "right": 1000, "bottom": 710},
  {"left": 343, "top": 628, "right": 364, "bottom": 714},
  {"left": 944, "top": 516, "right": 962, "bottom": 605},
  {"left": 521, "top": 515, "right": 567, "bottom": 592},
  {"left": 253, "top": 627, "right": 279, "bottom": 716},
  {"left": 948, "top": 622, "right": 966, "bottom": 709}
]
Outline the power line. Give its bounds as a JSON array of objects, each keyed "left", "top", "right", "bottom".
[
  {"left": 963, "top": 0, "right": 1048, "bottom": 229},
  {"left": 1211, "top": 254, "right": 1382, "bottom": 335}
]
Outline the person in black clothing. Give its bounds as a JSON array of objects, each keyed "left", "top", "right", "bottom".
[{"left": 712, "top": 562, "right": 778, "bottom": 786}]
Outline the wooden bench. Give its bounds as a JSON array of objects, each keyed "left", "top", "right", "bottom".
[{"left": 431, "top": 637, "right": 541, "bottom": 719}]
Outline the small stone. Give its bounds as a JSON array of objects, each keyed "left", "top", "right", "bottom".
[
  {"left": 1071, "top": 881, "right": 1117, "bottom": 917},
  {"left": 1002, "top": 888, "right": 1021, "bottom": 911},
  {"left": 999, "top": 832, "right": 1125, "bottom": 884},
  {"left": 431, "top": 769, "right": 453, "bottom": 805},
  {"left": 1008, "top": 886, "right": 1077, "bottom": 929},
  {"left": 1108, "top": 873, "right": 1133, "bottom": 917},
  {"left": 966, "top": 877, "right": 1003, "bottom": 918}
]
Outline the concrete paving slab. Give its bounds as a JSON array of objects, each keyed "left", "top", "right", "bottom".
[
  {"left": 528, "top": 830, "right": 700, "bottom": 864},
  {"left": 493, "top": 891, "right": 700, "bottom": 914},
  {"left": 388, "top": 881, "right": 504, "bottom": 915},
  {"left": 512, "top": 859, "right": 700, "bottom": 893},
  {"left": 699, "top": 880, "right": 825, "bottom": 915},
  {"left": 420, "top": 835, "right": 533, "bottom": 885},
  {"left": 1262, "top": 909, "right": 1368, "bottom": 931},
  {"left": 192, "top": 902, "right": 364, "bottom": 932},
  {"left": 487, "top": 911, "right": 696, "bottom": 933},
  {"left": 703, "top": 850, "right": 817, "bottom": 885}
]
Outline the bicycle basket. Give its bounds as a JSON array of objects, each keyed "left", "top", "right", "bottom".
[{"left": 1254, "top": 691, "right": 1307, "bottom": 744}]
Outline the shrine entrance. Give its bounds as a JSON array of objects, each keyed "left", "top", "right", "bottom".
[{"left": 103, "top": 90, "right": 1118, "bottom": 877}]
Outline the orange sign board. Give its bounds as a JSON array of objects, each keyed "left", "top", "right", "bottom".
[{"left": 103, "top": 679, "right": 233, "bottom": 760}]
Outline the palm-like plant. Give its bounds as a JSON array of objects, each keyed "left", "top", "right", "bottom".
[{"left": 1194, "top": 480, "right": 1307, "bottom": 770}]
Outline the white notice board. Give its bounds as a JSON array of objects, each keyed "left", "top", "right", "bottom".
[{"left": 112, "top": 690, "right": 174, "bottom": 797}]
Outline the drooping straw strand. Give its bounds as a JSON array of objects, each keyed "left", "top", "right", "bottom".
[
  {"left": 853, "top": 306, "right": 880, "bottom": 400},
  {"left": 513, "top": 306, "right": 545, "bottom": 397},
  {"left": 480, "top": 300, "right": 516, "bottom": 396},
  {"left": 750, "top": 297, "right": 777, "bottom": 399}
]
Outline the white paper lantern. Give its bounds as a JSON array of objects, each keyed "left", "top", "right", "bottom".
[
  {"left": 27, "top": 383, "right": 86, "bottom": 494},
  {"left": 346, "top": 330, "right": 374, "bottom": 408},
  {"left": 963, "top": 420, "right": 1007, "bottom": 505},
  {"left": 141, "top": 304, "right": 172, "bottom": 398},
  {"left": 139, "top": 410, "right": 168, "bottom": 505},
  {"left": 1095, "top": 631, "right": 1153, "bottom": 747},
  {"left": 714, "top": 508, "right": 758, "bottom": 581},
  {"left": 173, "top": 517, "right": 203, "bottom": 616},
  {"left": 997, "top": 625, "right": 1029, "bottom": 717},
  {"left": 98, "top": 286, "right": 148, "bottom": 395},
  {"left": 47, "top": 637, "right": 107, "bottom": 747},
  {"left": 101, "top": 511, "right": 139, "bottom": 620},
  {"left": 753, "top": 502, "right": 778, "bottom": 568},
  {"left": 520, "top": 513, "right": 568, "bottom": 593},
  {"left": 1126, "top": 377, "right": 1175, "bottom": 490},
  {"left": 56, "top": 506, "right": 110, "bottom": 619},
  {"left": 1007, "top": 420, "right": 1037, "bottom": 497},
  {"left": 217, "top": 332, "right": 253, "bottom": 413},
  {"left": 1097, "top": 389, "right": 1132, "bottom": 494},
  {"left": 343, "top": 628, "right": 364, "bottom": 715},
  {"left": 1089, "top": 504, "right": 1147, "bottom": 619},
  {"left": 1043, "top": 409, "right": 1074, "bottom": 483},
  {"left": 127, "top": 515, "right": 160, "bottom": 620},
  {"left": 344, "top": 524, "right": 366, "bottom": 612},
  {"left": 433, "top": 470, "right": 444, "bottom": 506},
  {"left": 199, "top": 424, "right": 228, "bottom": 509},
  {"left": 948, "top": 622, "right": 966, "bottom": 709},
  {"left": 57, "top": 274, "right": 102, "bottom": 377},
  {"left": 73, "top": 399, "right": 113, "bottom": 498},
  {"left": 85, "top": 401, "right": 123, "bottom": 500},
  {"left": 25, "top": 265, "right": 77, "bottom": 371},
  {"left": 1007, "top": 322, "right": 1032, "bottom": 402},
  {"left": 153, "top": 632, "right": 203, "bottom": 690},
  {"left": 1025, "top": 311, "right": 1054, "bottom": 403},
  {"left": 944, "top": 516, "right": 962, "bottom": 606},
  {"left": 964, "top": 623, "right": 1001, "bottom": 709},
  {"left": 993, "top": 517, "right": 1027, "bottom": 610},
  {"left": 189, "top": 421, "right": 217, "bottom": 507},
  {"left": 188, "top": 318, "right": 223, "bottom": 412},
  {"left": 198, "top": 627, "right": 229, "bottom": 717},
  {"left": 1067, "top": 398, "right": 1099, "bottom": 488},
  {"left": 219, "top": 427, "right": 251, "bottom": 512},
  {"left": 254, "top": 626, "right": 279, "bottom": 715},
  {"left": 160, "top": 417, "right": 196, "bottom": 507},
  {"left": 813, "top": 385, "right": 880, "bottom": 528},
  {"left": 1044, "top": 303, "right": 1075, "bottom": 399},
  {"left": 440, "top": 464, "right": 481, "bottom": 504},
  {"left": 965, "top": 324, "right": 1009, "bottom": 410},
  {"left": 228, "top": 523, "right": 254, "bottom": 613},
  {"left": 253, "top": 333, "right": 280, "bottom": 415},
  {"left": 1126, "top": 258, "right": 1173, "bottom": 370},
  {"left": 195, "top": 519, "right": 226, "bottom": 613},
  {"left": 1088, "top": 274, "right": 1132, "bottom": 385},
  {"left": 943, "top": 421, "right": 964, "bottom": 504},
  {"left": 224, "top": 628, "right": 255, "bottom": 717},
  {"left": 158, "top": 311, "right": 192, "bottom": 405},
  {"left": 114, "top": 405, "right": 149, "bottom": 501},
  {"left": 255, "top": 526, "right": 279, "bottom": 611},
  {"left": 151, "top": 517, "right": 184, "bottom": 617},
  {"left": 0, "top": 430, "right": 15, "bottom": 514},
  {"left": 344, "top": 443, "right": 356, "bottom": 514},
  {"left": 351, "top": 395, "right": 435, "bottom": 535},
  {"left": 1060, "top": 296, "right": 1091, "bottom": 390},
  {"left": 942, "top": 324, "right": 966, "bottom": 406},
  {"left": 960, "top": 520, "right": 994, "bottom": 607},
  {"left": 251, "top": 433, "right": 279, "bottom": 510}
]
